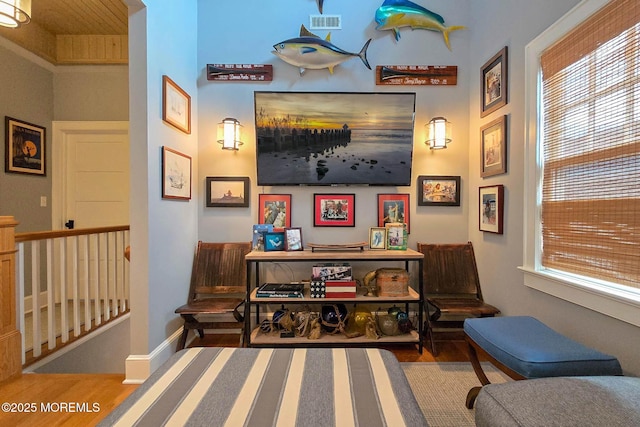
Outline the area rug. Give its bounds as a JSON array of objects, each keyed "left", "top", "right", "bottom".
[{"left": 401, "top": 362, "right": 510, "bottom": 427}]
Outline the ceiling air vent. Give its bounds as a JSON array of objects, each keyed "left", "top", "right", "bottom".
[{"left": 309, "top": 15, "right": 342, "bottom": 30}]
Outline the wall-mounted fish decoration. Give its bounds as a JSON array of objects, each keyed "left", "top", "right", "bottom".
[
  {"left": 374, "top": 0, "right": 465, "bottom": 50},
  {"left": 316, "top": 0, "right": 324, "bottom": 14},
  {"left": 272, "top": 24, "right": 371, "bottom": 75}
]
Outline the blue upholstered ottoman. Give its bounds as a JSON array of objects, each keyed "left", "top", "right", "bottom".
[{"left": 463, "top": 316, "right": 622, "bottom": 408}]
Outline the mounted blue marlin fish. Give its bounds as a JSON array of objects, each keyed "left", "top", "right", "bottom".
[
  {"left": 375, "top": 0, "right": 465, "bottom": 50},
  {"left": 272, "top": 24, "right": 371, "bottom": 75},
  {"left": 316, "top": 0, "right": 324, "bottom": 14}
]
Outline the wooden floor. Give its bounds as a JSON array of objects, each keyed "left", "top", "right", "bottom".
[{"left": 0, "top": 333, "right": 471, "bottom": 426}]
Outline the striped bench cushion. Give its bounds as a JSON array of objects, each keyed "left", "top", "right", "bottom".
[{"left": 100, "top": 347, "right": 427, "bottom": 427}]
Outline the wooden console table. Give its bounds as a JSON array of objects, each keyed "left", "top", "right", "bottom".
[{"left": 244, "top": 248, "right": 424, "bottom": 353}]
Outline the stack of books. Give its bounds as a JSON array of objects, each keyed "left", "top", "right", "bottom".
[{"left": 256, "top": 283, "right": 304, "bottom": 298}]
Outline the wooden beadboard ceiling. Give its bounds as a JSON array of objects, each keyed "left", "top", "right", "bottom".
[{"left": 0, "top": 0, "right": 128, "bottom": 65}]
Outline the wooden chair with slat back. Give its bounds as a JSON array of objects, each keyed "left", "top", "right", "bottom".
[
  {"left": 174, "top": 241, "right": 251, "bottom": 351},
  {"left": 417, "top": 242, "right": 500, "bottom": 356}
]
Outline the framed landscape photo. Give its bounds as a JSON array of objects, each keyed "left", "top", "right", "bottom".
[
  {"left": 377, "top": 193, "right": 410, "bottom": 233},
  {"left": 258, "top": 194, "right": 292, "bottom": 229},
  {"left": 5, "top": 116, "right": 46, "bottom": 176},
  {"left": 162, "top": 75, "right": 191, "bottom": 134},
  {"left": 284, "top": 227, "right": 304, "bottom": 251},
  {"left": 162, "top": 146, "right": 191, "bottom": 200},
  {"left": 313, "top": 193, "right": 355, "bottom": 227},
  {"left": 206, "top": 176, "right": 249, "bottom": 207},
  {"left": 481, "top": 115, "right": 507, "bottom": 178},
  {"left": 417, "top": 176, "right": 461, "bottom": 206},
  {"left": 369, "top": 227, "right": 387, "bottom": 250},
  {"left": 481, "top": 46, "right": 508, "bottom": 117},
  {"left": 479, "top": 185, "right": 504, "bottom": 234}
]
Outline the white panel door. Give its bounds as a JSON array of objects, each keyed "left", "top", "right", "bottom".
[
  {"left": 52, "top": 122, "right": 130, "bottom": 229},
  {"left": 52, "top": 121, "right": 129, "bottom": 302}
]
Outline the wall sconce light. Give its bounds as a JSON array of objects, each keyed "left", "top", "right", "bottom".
[
  {"left": 0, "top": 0, "right": 31, "bottom": 28},
  {"left": 425, "top": 117, "right": 452, "bottom": 150},
  {"left": 218, "top": 118, "right": 243, "bottom": 150}
]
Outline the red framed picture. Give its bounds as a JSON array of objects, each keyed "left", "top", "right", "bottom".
[
  {"left": 313, "top": 193, "right": 355, "bottom": 227},
  {"left": 258, "top": 194, "right": 292, "bottom": 229},
  {"left": 377, "top": 193, "right": 410, "bottom": 233}
]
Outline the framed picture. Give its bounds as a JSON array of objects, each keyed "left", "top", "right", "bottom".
[
  {"left": 377, "top": 193, "right": 410, "bottom": 233},
  {"left": 258, "top": 194, "right": 292, "bottom": 229},
  {"left": 252, "top": 224, "right": 273, "bottom": 251},
  {"left": 254, "top": 91, "right": 415, "bottom": 186},
  {"left": 369, "top": 227, "right": 387, "bottom": 250},
  {"left": 481, "top": 46, "right": 508, "bottom": 117},
  {"left": 284, "top": 227, "right": 304, "bottom": 251},
  {"left": 206, "top": 176, "right": 249, "bottom": 207},
  {"left": 417, "top": 175, "right": 461, "bottom": 206},
  {"left": 162, "top": 75, "right": 191, "bottom": 134},
  {"left": 479, "top": 185, "right": 504, "bottom": 234},
  {"left": 313, "top": 193, "right": 355, "bottom": 227},
  {"left": 162, "top": 146, "right": 191, "bottom": 200},
  {"left": 386, "top": 222, "right": 407, "bottom": 250},
  {"left": 5, "top": 116, "right": 46, "bottom": 176},
  {"left": 264, "top": 231, "right": 285, "bottom": 251},
  {"left": 481, "top": 115, "right": 508, "bottom": 178}
]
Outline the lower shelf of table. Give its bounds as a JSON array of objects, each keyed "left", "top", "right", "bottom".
[{"left": 249, "top": 328, "right": 420, "bottom": 346}]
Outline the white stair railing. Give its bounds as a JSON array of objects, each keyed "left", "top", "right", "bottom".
[{"left": 15, "top": 226, "right": 130, "bottom": 364}]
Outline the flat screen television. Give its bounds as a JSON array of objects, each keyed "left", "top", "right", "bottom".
[{"left": 254, "top": 91, "right": 416, "bottom": 186}]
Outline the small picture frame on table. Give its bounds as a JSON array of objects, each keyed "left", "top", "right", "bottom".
[
  {"left": 386, "top": 222, "right": 407, "bottom": 250},
  {"left": 479, "top": 185, "right": 504, "bottom": 234},
  {"left": 377, "top": 193, "right": 410, "bottom": 233},
  {"left": 284, "top": 227, "right": 304, "bottom": 251},
  {"left": 480, "top": 115, "right": 507, "bottom": 178},
  {"left": 369, "top": 227, "right": 387, "bottom": 250},
  {"left": 162, "top": 146, "right": 191, "bottom": 200},
  {"left": 313, "top": 193, "right": 355, "bottom": 227},
  {"left": 264, "top": 231, "right": 285, "bottom": 251},
  {"left": 258, "top": 194, "right": 292, "bottom": 229},
  {"left": 481, "top": 46, "right": 508, "bottom": 117},
  {"left": 417, "top": 175, "right": 461, "bottom": 206},
  {"left": 162, "top": 75, "right": 191, "bottom": 134},
  {"left": 252, "top": 224, "right": 273, "bottom": 251},
  {"left": 206, "top": 176, "right": 249, "bottom": 207}
]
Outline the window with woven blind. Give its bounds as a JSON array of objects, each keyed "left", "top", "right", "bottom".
[{"left": 540, "top": 0, "right": 640, "bottom": 290}]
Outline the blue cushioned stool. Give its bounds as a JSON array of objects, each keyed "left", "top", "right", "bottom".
[{"left": 463, "top": 316, "right": 622, "bottom": 408}]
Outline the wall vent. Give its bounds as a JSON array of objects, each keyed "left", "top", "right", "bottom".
[{"left": 309, "top": 15, "right": 342, "bottom": 30}]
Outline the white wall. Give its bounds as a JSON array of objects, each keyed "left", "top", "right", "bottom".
[
  {"left": 127, "top": 0, "right": 199, "bottom": 368},
  {"left": 197, "top": 0, "right": 472, "bottom": 248},
  {"left": 467, "top": 0, "right": 640, "bottom": 376}
]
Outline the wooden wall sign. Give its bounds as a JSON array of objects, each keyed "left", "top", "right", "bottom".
[
  {"left": 376, "top": 65, "right": 457, "bottom": 86},
  {"left": 207, "top": 64, "right": 273, "bottom": 82}
]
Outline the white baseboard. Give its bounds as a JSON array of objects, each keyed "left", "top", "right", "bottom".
[{"left": 124, "top": 327, "right": 185, "bottom": 384}]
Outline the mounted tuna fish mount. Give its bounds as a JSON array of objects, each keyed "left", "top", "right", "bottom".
[
  {"left": 374, "top": 0, "right": 465, "bottom": 51},
  {"left": 272, "top": 24, "right": 372, "bottom": 76}
]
